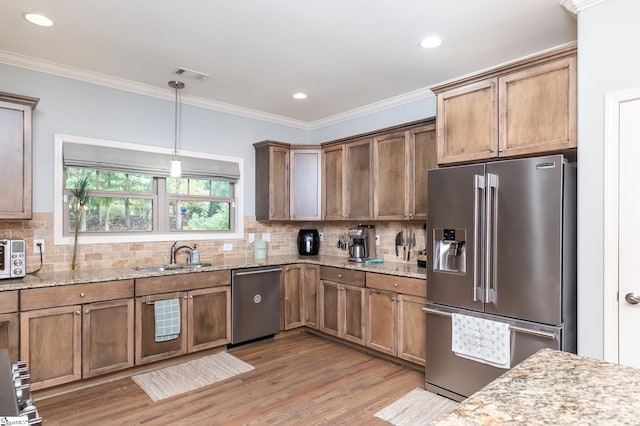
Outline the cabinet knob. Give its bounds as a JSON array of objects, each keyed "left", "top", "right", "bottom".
[
  {"left": 80, "top": 293, "right": 85, "bottom": 298},
  {"left": 189, "top": 295, "right": 193, "bottom": 299},
  {"left": 409, "top": 213, "right": 414, "bottom": 217},
  {"left": 75, "top": 310, "right": 81, "bottom": 315},
  {"left": 85, "top": 309, "right": 89, "bottom": 315},
  {"left": 393, "top": 283, "right": 399, "bottom": 287},
  {"left": 183, "top": 295, "right": 188, "bottom": 299},
  {"left": 489, "top": 148, "right": 495, "bottom": 153}
]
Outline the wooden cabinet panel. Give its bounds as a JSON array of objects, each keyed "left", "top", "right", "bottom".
[
  {"left": 135, "top": 270, "right": 230, "bottom": 296},
  {"left": 366, "top": 273, "right": 426, "bottom": 298},
  {"left": 0, "top": 313, "right": 19, "bottom": 363},
  {"left": 319, "top": 266, "right": 365, "bottom": 287},
  {"left": 188, "top": 286, "right": 230, "bottom": 352},
  {"left": 290, "top": 148, "right": 322, "bottom": 220},
  {"left": 284, "top": 264, "right": 304, "bottom": 330},
  {"left": 322, "top": 144, "right": 345, "bottom": 220},
  {"left": 82, "top": 299, "right": 134, "bottom": 378},
  {"left": 254, "top": 141, "right": 290, "bottom": 221},
  {"left": 374, "top": 132, "right": 408, "bottom": 220},
  {"left": 342, "top": 284, "right": 365, "bottom": 345},
  {"left": 21, "top": 280, "right": 134, "bottom": 310},
  {"left": 0, "top": 93, "right": 38, "bottom": 219},
  {"left": 411, "top": 124, "right": 437, "bottom": 219},
  {"left": 319, "top": 280, "right": 340, "bottom": 336},
  {"left": 0, "top": 291, "right": 18, "bottom": 314},
  {"left": 21, "top": 305, "right": 82, "bottom": 390},
  {"left": 345, "top": 139, "right": 373, "bottom": 220},
  {"left": 498, "top": 56, "right": 576, "bottom": 156},
  {"left": 135, "top": 293, "right": 188, "bottom": 365},
  {"left": 437, "top": 79, "right": 498, "bottom": 165},
  {"left": 366, "top": 289, "right": 396, "bottom": 356},
  {"left": 397, "top": 295, "right": 426, "bottom": 366},
  {"left": 303, "top": 265, "right": 320, "bottom": 329}
]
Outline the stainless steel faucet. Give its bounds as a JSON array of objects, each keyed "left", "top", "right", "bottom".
[{"left": 170, "top": 241, "right": 194, "bottom": 265}]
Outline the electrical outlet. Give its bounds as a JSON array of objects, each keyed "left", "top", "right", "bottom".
[
  {"left": 248, "top": 233, "right": 255, "bottom": 243},
  {"left": 319, "top": 232, "right": 324, "bottom": 241},
  {"left": 33, "top": 239, "right": 45, "bottom": 254},
  {"left": 262, "top": 232, "right": 271, "bottom": 242},
  {"left": 223, "top": 243, "right": 233, "bottom": 251},
  {"left": 375, "top": 234, "right": 380, "bottom": 246}
]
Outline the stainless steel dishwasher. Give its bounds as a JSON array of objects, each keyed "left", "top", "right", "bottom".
[{"left": 231, "top": 266, "right": 281, "bottom": 345}]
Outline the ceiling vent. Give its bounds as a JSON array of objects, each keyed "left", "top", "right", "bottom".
[{"left": 175, "top": 67, "right": 210, "bottom": 81}]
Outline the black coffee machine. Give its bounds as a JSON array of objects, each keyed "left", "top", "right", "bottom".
[{"left": 297, "top": 229, "right": 320, "bottom": 255}]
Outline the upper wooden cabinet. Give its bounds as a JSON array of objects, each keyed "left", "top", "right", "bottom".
[
  {"left": 0, "top": 92, "right": 39, "bottom": 219},
  {"left": 373, "top": 124, "right": 436, "bottom": 220},
  {"left": 322, "top": 138, "right": 373, "bottom": 220},
  {"left": 433, "top": 44, "right": 576, "bottom": 165},
  {"left": 254, "top": 141, "right": 290, "bottom": 220},
  {"left": 254, "top": 141, "right": 322, "bottom": 221}
]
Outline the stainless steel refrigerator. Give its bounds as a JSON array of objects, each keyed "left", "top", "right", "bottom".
[{"left": 424, "top": 154, "right": 576, "bottom": 402}]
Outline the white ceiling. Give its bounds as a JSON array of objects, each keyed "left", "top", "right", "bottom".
[{"left": 0, "top": 1, "right": 576, "bottom": 127}]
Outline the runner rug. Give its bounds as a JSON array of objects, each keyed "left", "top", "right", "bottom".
[
  {"left": 132, "top": 352, "right": 254, "bottom": 401},
  {"left": 374, "top": 387, "right": 458, "bottom": 425}
]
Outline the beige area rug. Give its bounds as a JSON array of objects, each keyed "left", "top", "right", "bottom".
[
  {"left": 132, "top": 352, "right": 254, "bottom": 401},
  {"left": 374, "top": 388, "right": 458, "bottom": 425}
]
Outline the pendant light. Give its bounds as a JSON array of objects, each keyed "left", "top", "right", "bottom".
[{"left": 169, "top": 80, "right": 185, "bottom": 177}]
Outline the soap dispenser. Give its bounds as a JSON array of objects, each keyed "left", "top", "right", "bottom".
[{"left": 190, "top": 244, "right": 200, "bottom": 264}]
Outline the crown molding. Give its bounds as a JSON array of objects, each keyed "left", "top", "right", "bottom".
[
  {"left": 0, "top": 49, "right": 434, "bottom": 132},
  {"left": 561, "top": 0, "right": 609, "bottom": 14}
]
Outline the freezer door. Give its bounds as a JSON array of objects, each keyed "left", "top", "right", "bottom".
[
  {"left": 424, "top": 304, "right": 562, "bottom": 402},
  {"left": 427, "top": 163, "right": 485, "bottom": 311},
  {"left": 484, "top": 155, "right": 567, "bottom": 325}
]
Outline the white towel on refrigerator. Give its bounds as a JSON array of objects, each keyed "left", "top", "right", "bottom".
[{"left": 451, "top": 313, "right": 511, "bottom": 369}]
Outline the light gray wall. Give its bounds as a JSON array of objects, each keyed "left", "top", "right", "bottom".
[
  {"left": 577, "top": 0, "right": 640, "bottom": 358},
  {"left": 0, "top": 63, "right": 434, "bottom": 216}
]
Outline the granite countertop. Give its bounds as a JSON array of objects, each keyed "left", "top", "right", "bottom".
[
  {"left": 433, "top": 348, "right": 640, "bottom": 425},
  {"left": 1, "top": 255, "right": 426, "bottom": 291}
]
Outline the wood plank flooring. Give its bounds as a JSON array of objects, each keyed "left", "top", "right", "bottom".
[{"left": 35, "top": 332, "right": 424, "bottom": 425}]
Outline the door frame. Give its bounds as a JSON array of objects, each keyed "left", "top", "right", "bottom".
[{"left": 603, "top": 86, "right": 640, "bottom": 363}]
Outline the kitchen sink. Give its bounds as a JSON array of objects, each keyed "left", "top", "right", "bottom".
[{"left": 134, "top": 262, "right": 212, "bottom": 272}]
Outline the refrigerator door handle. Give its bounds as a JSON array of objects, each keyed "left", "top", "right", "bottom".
[
  {"left": 473, "top": 174, "right": 485, "bottom": 302},
  {"left": 485, "top": 173, "right": 498, "bottom": 304}
]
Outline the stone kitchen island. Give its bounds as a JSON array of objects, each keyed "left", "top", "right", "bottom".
[{"left": 433, "top": 348, "right": 640, "bottom": 425}]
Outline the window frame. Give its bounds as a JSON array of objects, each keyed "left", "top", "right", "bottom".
[{"left": 54, "top": 134, "right": 244, "bottom": 246}]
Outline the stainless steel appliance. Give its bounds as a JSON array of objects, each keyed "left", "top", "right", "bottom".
[
  {"left": 424, "top": 154, "right": 577, "bottom": 401},
  {"left": 0, "top": 350, "right": 42, "bottom": 424},
  {"left": 297, "top": 229, "right": 320, "bottom": 255},
  {"left": 347, "top": 224, "right": 375, "bottom": 263},
  {"left": 231, "top": 266, "right": 281, "bottom": 345},
  {"left": 0, "top": 240, "right": 26, "bottom": 280}
]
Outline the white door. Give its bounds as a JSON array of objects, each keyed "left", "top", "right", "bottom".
[{"left": 617, "top": 98, "right": 640, "bottom": 367}]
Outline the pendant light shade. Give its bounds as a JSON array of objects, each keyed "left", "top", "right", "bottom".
[{"left": 169, "top": 80, "right": 185, "bottom": 177}]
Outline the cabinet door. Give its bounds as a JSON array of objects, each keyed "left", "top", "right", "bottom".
[
  {"left": 82, "top": 299, "right": 134, "bottom": 378},
  {"left": 0, "top": 313, "right": 19, "bottom": 364},
  {"left": 255, "top": 142, "right": 290, "bottom": 221},
  {"left": 498, "top": 56, "right": 577, "bottom": 157},
  {"left": 284, "top": 264, "right": 304, "bottom": 330},
  {"left": 366, "top": 289, "right": 396, "bottom": 356},
  {"left": 0, "top": 97, "right": 35, "bottom": 219},
  {"left": 319, "top": 280, "right": 340, "bottom": 336},
  {"left": 410, "top": 124, "right": 437, "bottom": 220},
  {"left": 437, "top": 79, "right": 498, "bottom": 164},
  {"left": 135, "top": 293, "right": 188, "bottom": 365},
  {"left": 342, "top": 284, "right": 365, "bottom": 345},
  {"left": 374, "top": 131, "right": 409, "bottom": 220},
  {"left": 345, "top": 139, "right": 373, "bottom": 220},
  {"left": 397, "top": 295, "right": 426, "bottom": 366},
  {"left": 188, "top": 286, "right": 230, "bottom": 352},
  {"left": 303, "top": 265, "right": 320, "bottom": 329},
  {"left": 291, "top": 149, "right": 322, "bottom": 220},
  {"left": 20, "top": 305, "right": 82, "bottom": 390},
  {"left": 322, "top": 145, "right": 345, "bottom": 220}
]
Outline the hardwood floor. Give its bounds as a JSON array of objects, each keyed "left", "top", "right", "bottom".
[{"left": 35, "top": 332, "right": 424, "bottom": 425}]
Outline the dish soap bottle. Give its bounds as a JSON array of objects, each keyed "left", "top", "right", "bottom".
[{"left": 190, "top": 244, "right": 200, "bottom": 264}]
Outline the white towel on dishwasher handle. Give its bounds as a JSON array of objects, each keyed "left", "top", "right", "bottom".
[
  {"left": 451, "top": 313, "right": 511, "bottom": 369},
  {"left": 154, "top": 298, "right": 181, "bottom": 342}
]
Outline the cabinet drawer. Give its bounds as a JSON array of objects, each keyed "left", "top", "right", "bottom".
[
  {"left": 366, "top": 273, "right": 426, "bottom": 297},
  {"left": 135, "top": 270, "right": 231, "bottom": 296},
  {"left": 319, "top": 266, "right": 365, "bottom": 287},
  {"left": 0, "top": 291, "right": 18, "bottom": 314},
  {"left": 21, "top": 280, "right": 134, "bottom": 311}
]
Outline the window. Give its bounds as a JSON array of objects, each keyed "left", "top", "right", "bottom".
[{"left": 54, "top": 135, "right": 244, "bottom": 244}]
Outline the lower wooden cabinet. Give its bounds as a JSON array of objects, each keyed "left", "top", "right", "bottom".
[
  {"left": 0, "top": 291, "right": 19, "bottom": 363},
  {"left": 365, "top": 273, "right": 426, "bottom": 366},
  {"left": 302, "top": 265, "right": 320, "bottom": 329},
  {"left": 319, "top": 280, "right": 366, "bottom": 345},
  {"left": 283, "top": 264, "right": 320, "bottom": 330}
]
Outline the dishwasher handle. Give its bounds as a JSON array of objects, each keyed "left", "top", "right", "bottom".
[{"left": 233, "top": 267, "right": 282, "bottom": 276}]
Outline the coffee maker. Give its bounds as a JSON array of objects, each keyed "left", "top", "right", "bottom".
[{"left": 347, "top": 224, "right": 376, "bottom": 263}]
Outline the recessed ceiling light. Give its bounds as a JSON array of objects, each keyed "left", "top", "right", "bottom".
[
  {"left": 23, "top": 13, "right": 54, "bottom": 27},
  {"left": 292, "top": 92, "right": 308, "bottom": 100},
  {"left": 420, "top": 36, "right": 442, "bottom": 49}
]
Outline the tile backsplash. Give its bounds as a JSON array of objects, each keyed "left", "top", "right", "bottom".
[{"left": 0, "top": 213, "right": 427, "bottom": 272}]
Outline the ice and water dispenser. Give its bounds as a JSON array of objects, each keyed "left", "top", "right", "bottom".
[{"left": 432, "top": 228, "right": 466, "bottom": 273}]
